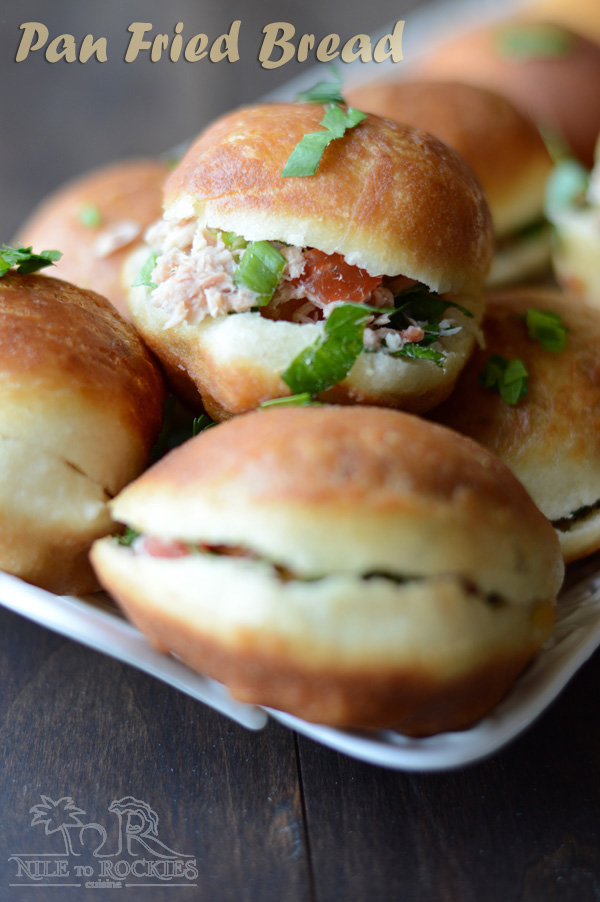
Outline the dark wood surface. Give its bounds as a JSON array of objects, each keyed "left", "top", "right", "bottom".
[{"left": 2, "top": 593, "right": 600, "bottom": 902}]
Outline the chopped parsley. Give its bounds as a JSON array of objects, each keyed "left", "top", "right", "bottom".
[
  {"left": 392, "top": 344, "right": 445, "bottom": 367},
  {"left": 282, "top": 303, "right": 374, "bottom": 395},
  {"left": 233, "top": 240, "right": 286, "bottom": 305},
  {"left": 0, "top": 243, "right": 62, "bottom": 278},
  {"left": 545, "top": 159, "right": 590, "bottom": 216},
  {"left": 495, "top": 23, "right": 573, "bottom": 60},
  {"left": 525, "top": 308, "right": 568, "bottom": 352},
  {"left": 192, "top": 414, "right": 216, "bottom": 436},
  {"left": 116, "top": 527, "right": 140, "bottom": 547},
  {"left": 133, "top": 252, "right": 158, "bottom": 290},
  {"left": 260, "top": 393, "right": 316, "bottom": 408},
  {"left": 386, "top": 287, "right": 472, "bottom": 369},
  {"left": 479, "top": 355, "right": 528, "bottom": 405},
  {"left": 281, "top": 287, "right": 467, "bottom": 395},
  {"left": 282, "top": 105, "right": 366, "bottom": 178},
  {"left": 282, "top": 70, "right": 366, "bottom": 178},
  {"left": 295, "top": 67, "right": 346, "bottom": 105}
]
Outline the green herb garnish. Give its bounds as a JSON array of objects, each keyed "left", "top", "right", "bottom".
[
  {"left": 162, "top": 411, "right": 217, "bottom": 450},
  {"left": 391, "top": 344, "right": 445, "bottom": 367},
  {"left": 260, "top": 392, "right": 315, "bottom": 408},
  {"left": 525, "top": 308, "right": 568, "bottom": 352},
  {"left": 0, "top": 244, "right": 62, "bottom": 278},
  {"left": 282, "top": 303, "right": 374, "bottom": 395},
  {"left": 233, "top": 240, "right": 286, "bottom": 305},
  {"left": 392, "top": 287, "right": 473, "bottom": 323},
  {"left": 78, "top": 204, "right": 102, "bottom": 228},
  {"left": 192, "top": 414, "right": 216, "bottom": 436},
  {"left": 282, "top": 104, "right": 366, "bottom": 178},
  {"left": 116, "top": 527, "right": 140, "bottom": 547},
  {"left": 221, "top": 231, "right": 248, "bottom": 252},
  {"left": 133, "top": 252, "right": 158, "bottom": 289},
  {"left": 479, "top": 355, "right": 528, "bottom": 405},
  {"left": 282, "top": 69, "right": 366, "bottom": 178},
  {"left": 295, "top": 67, "right": 345, "bottom": 105}
]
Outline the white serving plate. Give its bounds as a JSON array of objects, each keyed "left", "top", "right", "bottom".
[
  {"left": 1, "top": 558, "right": 599, "bottom": 771},
  {"left": 1, "top": 0, "right": 572, "bottom": 770}
]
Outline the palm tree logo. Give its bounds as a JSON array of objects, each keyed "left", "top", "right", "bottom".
[{"left": 30, "top": 796, "right": 86, "bottom": 856}]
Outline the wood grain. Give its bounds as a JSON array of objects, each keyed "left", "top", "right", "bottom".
[
  {"left": 0, "top": 607, "right": 311, "bottom": 902},
  {"left": 3, "top": 572, "right": 600, "bottom": 901},
  {"left": 296, "top": 651, "right": 600, "bottom": 902}
]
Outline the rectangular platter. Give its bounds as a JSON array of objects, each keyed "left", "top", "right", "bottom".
[
  {"left": 2, "top": 0, "right": 589, "bottom": 770},
  {"left": 1, "top": 554, "right": 599, "bottom": 771}
]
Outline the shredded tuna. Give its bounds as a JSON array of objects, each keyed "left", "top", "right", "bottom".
[
  {"left": 363, "top": 324, "right": 425, "bottom": 352},
  {"left": 141, "top": 218, "right": 463, "bottom": 363},
  {"left": 277, "top": 244, "right": 306, "bottom": 279},
  {"left": 149, "top": 229, "right": 257, "bottom": 326}
]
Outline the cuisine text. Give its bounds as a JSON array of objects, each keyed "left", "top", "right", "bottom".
[{"left": 15, "top": 21, "right": 404, "bottom": 68}]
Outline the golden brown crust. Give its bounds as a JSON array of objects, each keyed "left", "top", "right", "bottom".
[
  {"left": 345, "top": 80, "right": 553, "bottom": 237},
  {"left": 163, "top": 103, "right": 493, "bottom": 292},
  {"left": 17, "top": 158, "right": 169, "bottom": 320},
  {"left": 92, "top": 406, "right": 563, "bottom": 733},
  {"left": 0, "top": 272, "right": 165, "bottom": 592},
  {"left": 110, "top": 406, "right": 563, "bottom": 603},
  {"left": 417, "top": 22, "right": 600, "bottom": 168},
  {"left": 432, "top": 288, "right": 600, "bottom": 561},
  {"left": 99, "top": 570, "right": 550, "bottom": 734},
  {"left": 177, "top": 638, "right": 542, "bottom": 735},
  {"left": 0, "top": 273, "right": 165, "bottom": 494},
  {"left": 127, "top": 404, "right": 538, "bottom": 515}
]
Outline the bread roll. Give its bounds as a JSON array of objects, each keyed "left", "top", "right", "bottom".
[
  {"left": 345, "top": 79, "right": 554, "bottom": 286},
  {"left": 17, "top": 158, "right": 169, "bottom": 320},
  {"left": 92, "top": 406, "right": 563, "bottom": 735},
  {"left": 433, "top": 288, "right": 600, "bottom": 561},
  {"left": 0, "top": 272, "right": 165, "bottom": 592},
  {"left": 417, "top": 21, "right": 600, "bottom": 168},
  {"left": 127, "top": 103, "right": 493, "bottom": 418}
]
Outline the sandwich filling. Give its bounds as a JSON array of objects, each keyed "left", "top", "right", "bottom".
[
  {"left": 118, "top": 532, "right": 507, "bottom": 606},
  {"left": 140, "top": 219, "right": 476, "bottom": 369},
  {"left": 552, "top": 500, "right": 600, "bottom": 533}
]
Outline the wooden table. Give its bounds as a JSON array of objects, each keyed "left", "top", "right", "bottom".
[{"left": 2, "top": 591, "right": 600, "bottom": 902}]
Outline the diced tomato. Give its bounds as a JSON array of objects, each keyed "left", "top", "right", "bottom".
[{"left": 292, "top": 249, "right": 382, "bottom": 304}]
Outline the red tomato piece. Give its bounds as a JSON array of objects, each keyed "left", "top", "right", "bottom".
[{"left": 293, "top": 249, "right": 381, "bottom": 304}]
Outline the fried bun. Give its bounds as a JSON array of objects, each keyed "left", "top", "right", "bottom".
[
  {"left": 16, "top": 158, "right": 169, "bottom": 320},
  {"left": 91, "top": 406, "right": 562, "bottom": 735},
  {"left": 0, "top": 273, "right": 165, "bottom": 592},
  {"left": 127, "top": 103, "right": 493, "bottom": 419},
  {"left": 433, "top": 288, "right": 600, "bottom": 562}
]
